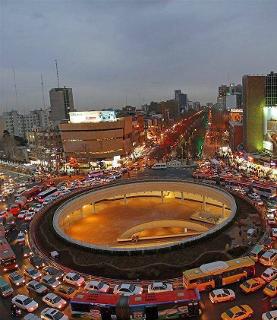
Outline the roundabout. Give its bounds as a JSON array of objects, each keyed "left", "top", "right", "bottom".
[{"left": 30, "top": 179, "right": 264, "bottom": 280}]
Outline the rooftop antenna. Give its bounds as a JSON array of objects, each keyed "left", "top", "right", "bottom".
[
  {"left": 12, "top": 67, "right": 18, "bottom": 109},
  {"left": 54, "top": 59, "right": 60, "bottom": 88},
  {"left": 40, "top": 73, "right": 46, "bottom": 109}
]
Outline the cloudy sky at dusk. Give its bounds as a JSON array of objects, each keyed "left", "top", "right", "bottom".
[{"left": 1, "top": 0, "right": 277, "bottom": 112}]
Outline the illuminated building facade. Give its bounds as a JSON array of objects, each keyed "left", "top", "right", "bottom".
[
  {"left": 59, "top": 111, "right": 133, "bottom": 164},
  {"left": 242, "top": 75, "right": 265, "bottom": 153}
]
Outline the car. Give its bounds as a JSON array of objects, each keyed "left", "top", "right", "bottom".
[
  {"left": 42, "top": 293, "right": 67, "bottom": 309},
  {"left": 25, "top": 212, "right": 35, "bottom": 221},
  {"left": 41, "top": 275, "right": 61, "bottom": 289},
  {"left": 147, "top": 281, "right": 173, "bottom": 293},
  {"left": 11, "top": 294, "right": 38, "bottom": 313},
  {"left": 239, "top": 277, "right": 265, "bottom": 294},
  {"left": 43, "top": 266, "right": 64, "bottom": 280},
  {"left": 84, "top": 280, "right": 110, "bottom": 293},
  {"left": 17, "top": 210, "right": 28, "bottom": 219},
  {"left": 23, "top": 246, "right": 33, "bottom": 258},
  {"left": 0, "top": 210, "right": 7, "bottom": 219},
  {"left": 63, "top": 272, "right": 84, "bottom": 287},
  {"left": 55, "top": 284, "right": 77, "bottom": 299},
  {"left": 261, "top": 267, "right": 277, "bottom": 282},
  {"left": 262, "top": 310, "right": 277, "bottom": 320},
  {"left": 24, "top": 266, "right": 41, "bottom": 280},
  {"left": 23, "top": 314, "right": 41, "bottom": 320},
  {"left": 8, "top": 271, "right": 25, "bottom": 286},
  {"left": 260, "top": 249, "right": 277, "bottom": 266},
  {"left": 41, "top": 307, "right": 68, "bottom": 320},
  {"left": 263, "top": 279, "right": 277, "bottom": 297},
  {"left": 33, "top": 204, "right": 43, "bottom": 212},
  {"left": 27, "top": 280, "right": 48, "bottom": 295},
  {"left": 271, "top": 296, "right": 277, "bottom": 308},
  {"left": 221, "top": 305, "right": 254, "bottom": 320},
  {"left": 16, "top": 231, "right": 25, "bottom": 245},
  {"left": 209, "top": 288, "right": 236, "bottom": 303},
  {"left": 113, "top": 283, "right": 143, "bottom": 296},
  {"left": 30, "top": 255, "right": 45, "bottom": 269}
]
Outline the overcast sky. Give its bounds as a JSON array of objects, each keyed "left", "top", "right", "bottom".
[{"left": 1, "top": 0, "right": 277, "bottom": 112}]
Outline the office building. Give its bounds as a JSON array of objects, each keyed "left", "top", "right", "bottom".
[
  {"left": 264, "top": 71, "right": 277, "bottom": 155},
  {"left": 49, "top": 87, "right": 74, "bottom": 124},
  {"left": 3, "top": 111, "right": 25, "bottom": 138},
  {"left": 242, "top": 75, "right": 265, "bottom": 153},
  {"left": 174, "top": 89, "right": 187, "bottom": 113},
  {"left": 59, "top": 111, "right": 133, "bottom": 165}
]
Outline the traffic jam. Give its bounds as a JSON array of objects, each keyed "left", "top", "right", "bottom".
[{"left": 0, "top": 151, "right": 276, "bottom": 320}]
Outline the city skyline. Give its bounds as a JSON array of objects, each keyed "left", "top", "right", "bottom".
[{"left": 1, "top": 0, "right": 277, "bottom": 112}]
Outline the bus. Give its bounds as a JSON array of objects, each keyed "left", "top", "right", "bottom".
[
  {"left": 37, "top": 187, "right": 57, "bottom": 203},
  {"left": 0, "top": 238, "right": 17, "bottom": 272},
  {"left": 252, "top": 182, "right": 277, "bottom": 198},
  {"left": 183, "top": 256, "right": 255, "bottom": 292},
  {"left": 70, "top": 289, "right": 201, "bottom": 319}
]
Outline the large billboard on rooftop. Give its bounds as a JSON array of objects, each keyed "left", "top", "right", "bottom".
[{"left": 69, "top": 111, "right": 117, "bottom": 123}]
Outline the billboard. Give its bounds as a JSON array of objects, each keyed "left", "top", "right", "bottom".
[{"left": 69, "top": 111, "right": 117, "bottom": 123}]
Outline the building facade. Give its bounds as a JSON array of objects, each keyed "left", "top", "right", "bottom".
[
  {"left": 242, "top": 75, "right": 265, "bottom": 153},
  {"left": 59, "top": 111, "right": 133, "bottom": 165},
  {"left": 49, "top": 87, "right": 74, "bottom": 124}
]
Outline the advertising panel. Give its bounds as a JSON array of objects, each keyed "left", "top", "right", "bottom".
[{"left": 70, "top": 111, "right": 117, "bottom": 123}]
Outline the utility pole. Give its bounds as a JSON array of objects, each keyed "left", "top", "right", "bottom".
[{"left": 54, "top": 59, "right": 60, "bottom": 88}]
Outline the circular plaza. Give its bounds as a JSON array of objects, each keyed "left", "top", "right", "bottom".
[{"left": 53, "top": 180, "right": 237, "bottom": 252}]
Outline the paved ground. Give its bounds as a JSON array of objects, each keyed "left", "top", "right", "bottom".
[{"left": 66, "top": 197, "right": 221, "bottom": 248}]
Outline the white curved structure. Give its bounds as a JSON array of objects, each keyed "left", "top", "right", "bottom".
[{"left": 53, "top": 180, "right": 237, "bottom": 253}]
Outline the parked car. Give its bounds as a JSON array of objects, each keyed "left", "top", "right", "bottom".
[
  {"left": 27, "top": 280, "right": 48, "bottom": 295},
  {"left": 113, "top": 283, "right": 143, "bottom": 296},
  {"left": 63, "top": 272, "right": 84, "bottom": 287},
  {"left": 84, "top": 280, "right": 109, "bottom": 293},
  {"left": 41, "top": 307, "right": 68, "bottom": 320},
  {"left": 221, "top": 305, "right": 253, "bottom": 320},
  {"left": 209, "top": 289, "right": 236, "bottom": 303},
  {"left": 261, "top": 267, "right": 277, "bottom": 282},
  {"left": 239, "top": 277, "right": 265, "bottom": 294},
  {"left": 147, "top": 282, "right": 173, "bottom": 294},
  {"left": 42, "top": 293, "right": 67, "bottom": 309},
  {"left": 9, "top": 271, "right": 25, "bottom": 287},
  {"left": 11, "top": 294, "right": 38, "bottom": 313}
]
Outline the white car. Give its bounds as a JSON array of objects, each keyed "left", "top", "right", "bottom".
[
  {"left": 113, "top": 283, "right": 143, "bottom": 296},
  {"left": 41, "top": 275, "right": 61, "bottom": 289},
  {"left": 147, "top": 282, "right": 173, "bottom": 293},
  {"left": 16, "top": 231, "right": 25, "bottom": 244},
  {"left": 42, "top": 293, "right": 67, "bottom": 309},
  {"left": 24, "top": 266, "right": 41, "bottom": 280},
  {"left": 63, "top": 272, "right": 84, "bottom": 287},
  {"left": 27, "top": 280, "right": 48, "bottom": 295},
  {"left": 25, "top": 212, "right": 35, "bottom": 221},
  {"left": 261, "top": 267, "right": 277, "bottom": 282},
  {"left": 209, "top": 288, "right": 236, "bottom": 303},
  {"left": 84, "top": 280, "right": 110, "bottom": 293},
  {"left": 33, "top": 204, "right": 43, "bottom": 212},
  {"left": 262, "top": 310, "right": 277, "bottom": 320},
  {"left": 260, "top": 249, "right": 277, "bottom": 266},
  {"left": 9, "top": 271, "right": 25, "bottom": 286},
  {"left": 12, "top": 294, "right": 38, "bottom": 312},
  {"left": 41, "top": 307, "right": 68, "bottom": 320},
  {"left": 18, "top": 210, "right": 28, "bottom": 219}
]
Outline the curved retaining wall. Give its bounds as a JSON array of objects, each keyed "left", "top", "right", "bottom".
[{"left": 53, "top": 180, "right": 237, "bottom": 253}]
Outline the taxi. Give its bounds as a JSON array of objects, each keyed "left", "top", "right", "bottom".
[
  {"left": 221, "top": 305, "right": 253, "bottom": 320},
  {"left": 263, "top": 279, "right": 277, "bottom": 298},
  {"left": 239, "top": 277, "right": 265, "bottom": 294}
]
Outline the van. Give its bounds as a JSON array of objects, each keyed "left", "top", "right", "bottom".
[
  {"left": 0, "top": 276, "right": 14, "bottom": 297},
  {"left": 260, "top": 249, "right": 277, "bottom": 266},
  {"left": 249, "top": 245, "right": 265, "bottom": 262}
]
